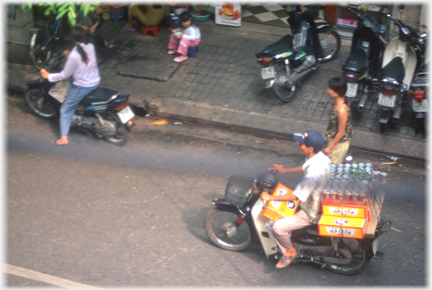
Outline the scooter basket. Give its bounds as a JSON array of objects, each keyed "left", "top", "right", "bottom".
[{"left": 225, "top": 175, "right": 256, "bottom": 207}]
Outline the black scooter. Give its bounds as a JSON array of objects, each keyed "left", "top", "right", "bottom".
[
  {"left": 24, "top": 53, "right": 135, "bottom": 146},
  {"left": 256, "top": 5, "right": 341, "bottom": 103},
  {"left": 342, "top": 6, "right": 387, "bottom": 112}
]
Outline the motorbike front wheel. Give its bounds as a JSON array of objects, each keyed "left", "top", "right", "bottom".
[
  {"left": 24, "top": 88, "right": 57, "bottom": 119},
  {"left": 101, "top": 113, "right": 130, "bottom": 146},
  {"left": 325, "top": 249, "right": 371, "bottom": 275},
  {"left": 318, "top": 28, "right": 341, "bottom": 63},
  {"left": 271, "top": 62, "right": 297, "bottom": 103},
  {"left": 205, "top": 209, "right": 253, "bottom": 251},
  {"left": 30, "top": 31, "right": 53, "bottom": 70}
]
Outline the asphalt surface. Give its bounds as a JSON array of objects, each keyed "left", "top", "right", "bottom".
[
  {"left": 6, "top": 92, "right": 426, "bottom": 286},
  {"left": 7, "top": 13, "right": 427, "bottom": 160}
]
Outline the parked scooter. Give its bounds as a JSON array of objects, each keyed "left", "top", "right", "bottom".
[
  {"left": 205, "top": 169, "right": 391, "bottom": 275},
  {"left": 377, "top": 13, "right": 427, "bottom": 133},
  {"left": 24, "top": 53, "right": 135, "bottom": 146},
  {"left": 342, "top": 6, "right": 388, "bottom": 112},
  {"left": 407, "top": 62, "right": 428, "bottom": 136},
  {"left": 256, "top": 5, "right": 341, "bottom": 103}
]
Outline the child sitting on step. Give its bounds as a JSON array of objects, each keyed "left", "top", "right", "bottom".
[{"left": 167, "top": 11, "right": 201, "bottom": 63}]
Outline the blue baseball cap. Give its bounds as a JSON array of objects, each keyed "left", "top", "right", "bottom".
[{"left": 293, "top": 130, "right": 324, "bottom": 151}]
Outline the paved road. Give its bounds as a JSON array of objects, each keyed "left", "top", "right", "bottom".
[{"left": 6, "top": 93, "right": 426, "bottom": 287}]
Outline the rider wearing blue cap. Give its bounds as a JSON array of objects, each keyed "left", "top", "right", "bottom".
[{"left": 260, "top": 130, "right": 331, "bottom": 268}]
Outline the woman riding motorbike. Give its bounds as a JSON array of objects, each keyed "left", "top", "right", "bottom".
[{"left": 40, "top": 26, "right": 100, "bottom": 146}]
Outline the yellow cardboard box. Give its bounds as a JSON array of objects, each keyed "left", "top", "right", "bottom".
[
  {"left": 322, "top": 203, "right": 368, "bottom": 219},
  {"left": 261, "top": 183, "right": 300, "bottom": 221},
  {"left": 318, "top": 215, "right": 367, "bottom": 239}
]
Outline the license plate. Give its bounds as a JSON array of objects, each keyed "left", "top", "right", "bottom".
[
  {"left": 372, "top": 238, "right": 379, "bottom": 256},
  {"left": 378, "top": 93, "right": 396, "bottom": 107},
  {"left": 261, "top": 67, "right": 275, "bottom": 80},
  {"left": 412, "top": 99, "right": 428, "bottom": 112},
  {"left": 117, "top": 106, "right": 135, "bottom": 124},
  {"left": 346, "top": 83, "right": 359, "bottom": 98}
]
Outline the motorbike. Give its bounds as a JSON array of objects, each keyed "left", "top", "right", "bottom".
[
  {"left": 24, "top": 53, "right": 135, "bottom": 146},
  {"left": 256, "top": 5, "right": 341, "bottom": 103},
  {"left": 377, "top": 12, "right": 427, "bottom": 133},
  {"left": 342, "top": 6, "right": 388, "bottom": 112},
  {"left": 407, "top": 62, "right": 428, "bottom": 136},
  {"left": 205, "top": 168, "right": 391, "bottom": 275}
]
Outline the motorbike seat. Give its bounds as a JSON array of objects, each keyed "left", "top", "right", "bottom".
[
  {"left": 305, "top": 224, "right": 319, "bottom": 235},
  {"left": 343, "top": 49, "right": 368, "bottom": 73},
  {"left": 382, "top": 57, "right": 405, "bottom": 83},
  {"left": 256, "top": 35, "right": 293, "bottom": 58},
  {"left": 80, "top": 87, "right": 121, "bottom": 107}
]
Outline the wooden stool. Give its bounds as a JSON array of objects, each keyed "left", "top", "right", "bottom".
[
  {"left": 188, "top": 46, "right": 199, "bottom": 58},
  {"left": 142, "top": 25, "right": 159, "bottom": 37}
]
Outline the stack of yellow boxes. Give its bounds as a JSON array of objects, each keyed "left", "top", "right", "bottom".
[
  {"left": 318, "top": 163, "right": 374, "bottom": 239},
  {"left": 260, "top": 163, "right": 374, "bottom": 240}
]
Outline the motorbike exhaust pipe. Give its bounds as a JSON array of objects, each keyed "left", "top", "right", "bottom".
[
  {"left": 357, "top": 93, "right": 368, "bottom": 112},
  {"left": 392, "top": 105, "right": 402, "bottom": 123},
  {"left": 287, "top": 67, "right": 314, "bottom": 86}
]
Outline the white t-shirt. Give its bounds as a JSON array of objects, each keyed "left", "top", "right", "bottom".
[{"left": 293, "top": 151, "right": 331, "bottom": 222}]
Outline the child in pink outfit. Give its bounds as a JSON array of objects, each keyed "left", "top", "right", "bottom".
[{"left": 168, "top": 11, "right": 201, "bottom": 63}]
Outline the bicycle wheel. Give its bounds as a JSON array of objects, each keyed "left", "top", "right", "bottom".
[{"left": 30, "top": 30, "right": 53, "bottom": 69}]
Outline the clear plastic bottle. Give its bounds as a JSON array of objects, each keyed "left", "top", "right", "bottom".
[
  {"left": 322, "top": 186, "right": 330, "bottom": 200},
  {"left": 351, "top": 188, "right": 359, "bottom": 201},
  {"left": 337, "top": 187, "right": 344, "bottom": 202},
  {"left": 359, "top": 188, "right": 367, "bottom": 203},
  {"left": 330, "top": 188, "right": 337, "bottom": 200},
  {"left": 344, "top": 188, "right": 352, "bottom": 201}
]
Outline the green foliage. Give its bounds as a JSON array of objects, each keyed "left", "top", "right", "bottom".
[
  {"left": 21, "top": 2, "right": 99, "bottom": 26},
  {"left": 349, "top": 167, "right": 370, "bottom": 183}
]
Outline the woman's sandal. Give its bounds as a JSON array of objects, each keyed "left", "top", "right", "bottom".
[
  {"left": 51, "top": 140, "right": 68, "bottom": 146},
  {"left": 276, "top": 252, "right": 297, "bottom": 268}
]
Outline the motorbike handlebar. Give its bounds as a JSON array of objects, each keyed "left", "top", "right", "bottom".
[
  {"left": 386, "top": 13, "right": 425, "bottom": 54},
  {"left": 347, "top": 7, "right": 361, "bottom": 18}
]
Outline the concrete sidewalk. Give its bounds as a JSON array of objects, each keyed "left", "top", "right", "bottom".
[{"left": 7, "top": 15, "right": 427, "bottom": 160}]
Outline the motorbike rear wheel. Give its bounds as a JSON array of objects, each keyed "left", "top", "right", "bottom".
[
  {"left": 325, "top": 249, "right": 371, "bottom": 275},
  {"left": 271, "top": 62, "right": 297, "bottom": 103},
  {"left": 205, "top": 209, "right": 253, "bottom": 251},
  {"left": 24, "top": 88, "right": 57, "bottom": 119},
  {"left": 318, "top": 28, "right": 341, "bottom": 63},
  {"left": 102, "top": 113, "right": 130, "bottom": 146}
]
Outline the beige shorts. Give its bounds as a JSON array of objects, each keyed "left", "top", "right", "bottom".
[{"left": 328, "top": 139, "right": 350, "bottom": 164}]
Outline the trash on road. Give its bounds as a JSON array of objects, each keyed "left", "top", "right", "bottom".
[{"left": 151, "top": 119, "right": 169, "bottom": 125}]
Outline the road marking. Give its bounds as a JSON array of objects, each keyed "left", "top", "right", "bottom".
[{"left": 5, "top": 264, "right": 102, "bottom": 288}]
